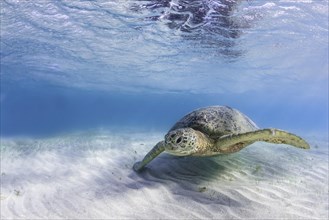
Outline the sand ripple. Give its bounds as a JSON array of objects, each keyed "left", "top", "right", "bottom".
[{"left": 1, "top": 131, "right": 328, "bottom": 219}]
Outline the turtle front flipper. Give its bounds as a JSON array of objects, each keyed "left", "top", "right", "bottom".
[
  {"left": 215, "top": 128, "right": 310, "bottom": 154},
  {"left": 133, "top": 141, "right": 165, "bottom": 172}
]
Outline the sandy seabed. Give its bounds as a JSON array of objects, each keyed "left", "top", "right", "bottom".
[{"left": 1, "top": 130, "right": 328, "bottom": 219}]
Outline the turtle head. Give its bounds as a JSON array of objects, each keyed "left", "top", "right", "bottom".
[{"left": 164, "top": 128, "right": 207, "bottom": 156}]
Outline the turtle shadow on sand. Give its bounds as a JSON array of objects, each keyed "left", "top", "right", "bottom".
[
  {"left": 126, "top": 143, "right": 313, "bottom": 207},
  {"left": 89, "top": 143, "right": 311, "bottom": 208},
  {"left": 131, "top": 154, "right": 227, "bottom": 181},
  {"left": 127, "top": 153, "right": 246, "bottom": 207},
  {"left": 89, "top": 150, "right": 245, "bottom": 207}
]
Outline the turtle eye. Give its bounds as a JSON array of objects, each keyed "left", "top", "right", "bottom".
[{"left": 176, "top": 137, "right": 182, "bottom": 144}]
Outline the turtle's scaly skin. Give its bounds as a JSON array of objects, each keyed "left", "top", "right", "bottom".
[
  {"left": 133, "top": 106, "right": 310, "bottom": 172},
  {"left": 212, "top": 128, "right": 310, "bottom": 154}
]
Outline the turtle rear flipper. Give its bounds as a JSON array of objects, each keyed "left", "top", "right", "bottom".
[
  {"left": 215, "top": 128, "right": 310, "bottom": 154},
  {"left": 133, "top": 141, "right": 165, "bottom": 172}
]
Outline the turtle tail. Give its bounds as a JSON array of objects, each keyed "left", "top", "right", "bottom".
[
  {"left": 216, "top": 128, "right": 310, "bottom": 154},
  {"left": 133, "top": 141, "right": 165, "bottom": 172}
]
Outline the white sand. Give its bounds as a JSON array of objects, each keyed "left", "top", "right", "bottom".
[{"left": 1, "top": 130, "right": 328, "bottom": 219}]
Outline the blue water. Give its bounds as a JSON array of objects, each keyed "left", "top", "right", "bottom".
[{"left": 1, "top": 0, "right": 328, "bottom": 138}]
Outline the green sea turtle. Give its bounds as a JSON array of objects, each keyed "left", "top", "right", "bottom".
[{"left": 133, "top": 106, "right": 310, "bottom": 172}]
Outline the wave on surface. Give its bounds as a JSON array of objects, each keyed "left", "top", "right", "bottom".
[{"left": 1, "top": 131, "right": 328, "bottom": 219}]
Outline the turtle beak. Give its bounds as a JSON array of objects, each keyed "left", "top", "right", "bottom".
[{"left": 165, "top": 143, "right": 185, "bottom": 155}]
